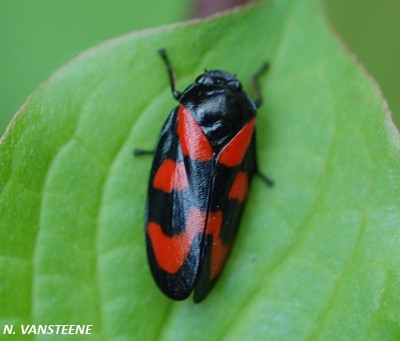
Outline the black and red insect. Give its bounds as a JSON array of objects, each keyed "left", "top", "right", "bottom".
[{"left": 140, "top": 49, "right": 272, "bottom": 302}]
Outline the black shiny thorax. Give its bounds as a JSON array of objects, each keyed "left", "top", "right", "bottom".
[{"left": 178, "top": 71, "right": 257, "bottom": 153}]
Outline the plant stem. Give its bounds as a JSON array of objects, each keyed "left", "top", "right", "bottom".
[{"left": 191, "top": 0, "right": 248, "bottom": 17}]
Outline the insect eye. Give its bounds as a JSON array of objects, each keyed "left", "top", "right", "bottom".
[
  {"left": 229, "top": 80, "right": 242, "bottom": 90},
  {"left": 196, "top": 76, "right": 214, "bottom": 85}
]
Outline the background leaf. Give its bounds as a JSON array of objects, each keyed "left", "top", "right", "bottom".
[
  {"left": 324, "top": 0, "right": 400, "bottom": 127},
  {"left": 1, "top": 0, "right": 399, "bottom": 340},
  {"left": 1, "top": 0, "right": 400, "bottom": 136},
  {"left": 0, "top": 0, "right": 188, "bottom": 136}
]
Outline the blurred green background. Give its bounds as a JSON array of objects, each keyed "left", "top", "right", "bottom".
[{"left": 0, "top": 0, "right": 399, "bottom": 137}]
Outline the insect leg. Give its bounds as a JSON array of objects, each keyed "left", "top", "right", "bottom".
[
  {"left": 133, "top": 149, "right": 154, "bottom": 156},
  {"left": 251, "top": 62, "right": 270, "bottom": 108},
  {"left": 251, "top": 131, "right": 273, "bottom": 187},
  {"left": 256, "top": 171, "right": 274, "bottom": 187},
  {"left": 158, "top": 48, "right": 181, "bottom": 101}
]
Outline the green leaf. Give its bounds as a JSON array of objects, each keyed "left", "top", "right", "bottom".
[
  {"left": 0, "top": 0, "right": 188, "bottom": 135},
  {"left": 1, "top": 0, "right": 399, "bottom": 340}
]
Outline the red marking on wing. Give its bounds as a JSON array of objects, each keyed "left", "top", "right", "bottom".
[
  {"left": 206, "top": 211, "right": 231, "bottom": 279},
  {"left": 218, "top": 118, "right": 255, "bottom": 167},
  {"left": 228, "top": 171, "right": 249, "bottom": 203},
  {"left": 177, "top": 105, "right": 213, "bottom": 162},
  {"left": 148, "top": 207, "right": 206, "bottom": 274},
  {"left": 153, "top": 159, "right": 189, "bottom": 192}
]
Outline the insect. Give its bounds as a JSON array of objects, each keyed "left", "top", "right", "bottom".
[{"left": 139, "top": 49, "right": 272, "bottom": 302}]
